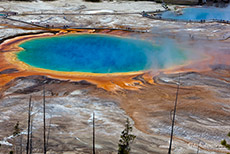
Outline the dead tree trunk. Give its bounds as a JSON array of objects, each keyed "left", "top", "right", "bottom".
[
  {"left": 93, "top": 112, "right": 95, "bottom": 154},
  {"left": 26, "top": 96, "right": 32, "bottom": 154},
  {"left": 29, "top": 112, "right": 33, "bottom": 154},
  {"left": 43, "top": 87, "right": 47, "bottom": 154},
  {"left": 46, "top": 115, "right": 52, "bottom": 151},
  {"left": 168, "top": 74, "right": 180, "bottom": 154}
]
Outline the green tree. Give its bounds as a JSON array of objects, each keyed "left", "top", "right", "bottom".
[
  {"left": 221, "top": 132, "right": 230, "bottom": 154},
  {"left": 11, "top": 121, "right": 21, "bottom": 154},
  {"left": 118, "top": 118, "right": 136, "bottom": 154},
  {"left": 13, "top": 121, "right": 20, "bottom": 137}
]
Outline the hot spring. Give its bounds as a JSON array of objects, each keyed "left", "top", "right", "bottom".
[
  {"left": 161, "top": 7, "right": 230, "bottom": 21},
  {"left": 16, "top": 34, "right": 187, "bottom": 74}
]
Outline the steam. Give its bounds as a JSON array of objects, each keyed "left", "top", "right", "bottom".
[
  {"left": 143, "top": 37, "right": 203, "bottom": 72},
  {"left": 142, "top": 24, "right": 230, "bottom": 73}
]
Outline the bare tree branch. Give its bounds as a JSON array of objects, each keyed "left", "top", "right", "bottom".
[
  {"left": 93, "top": 112, "right": 95, "bottom": 154},
  {"left": 43, "top": 86, "right": 47, "bottom": 154},
  {"left": 26, "top": 96, "right": 32, "bottom": 154},
  {"left": 168, "top": 74, "right": 180, "bottom": 154}
]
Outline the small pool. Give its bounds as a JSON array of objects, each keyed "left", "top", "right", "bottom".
[
  {"left": 0, "top": 14, "right": 6, "bottom": 17},
  {"left": 16, "top": 34, "right": 187, "bottom": 73},
  {"left": 161, "top": 7, "right": 230, "bottom": 21}
]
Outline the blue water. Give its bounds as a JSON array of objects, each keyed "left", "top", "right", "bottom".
[
  {"left": 161, "top": 7, "right": 230, "bottom": 21},
  {"left": 17, "top": 34, "right": 186, "bottom": 73}
]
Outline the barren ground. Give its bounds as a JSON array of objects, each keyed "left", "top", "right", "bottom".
[{"left": 0, "top": 0, "right": 230, "bottom": 154}]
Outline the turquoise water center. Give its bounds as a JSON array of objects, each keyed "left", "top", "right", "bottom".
[
  {"left": 161, "top": 7, "right": 230, "bottom": 21},
  {"left": 0, "top": 13, "right": 6, "bottom": 17},
  {"left": 16, "top": 34, "right": 187, "bottom": 73}
]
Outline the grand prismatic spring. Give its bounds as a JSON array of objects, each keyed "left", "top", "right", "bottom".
[
  {"left": 0, "top": 1, "right": 230, "bottom": 154},
  {"left": 1, "top": 31, "right": 203, "bottom": 91},
  {"left": 16, "top": 34, "right": 187, "bottom": 73}
]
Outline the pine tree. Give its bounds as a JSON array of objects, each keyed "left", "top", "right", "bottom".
[
  {"left": 118, "top": 118, "right": 136, "bottom": 154},
  {"left": 221, "top": 132, "right": 230, "bottom": 154},
  {"left": 13, "top": 121, "right": 20, "bottom": 136},
  {"left": 12, "top": 121, "right": 21, "bottom": 154}
]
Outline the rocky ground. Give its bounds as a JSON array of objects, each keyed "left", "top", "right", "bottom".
[{"left": 0, "top": 0, "right": 230, "bottom": 154}]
